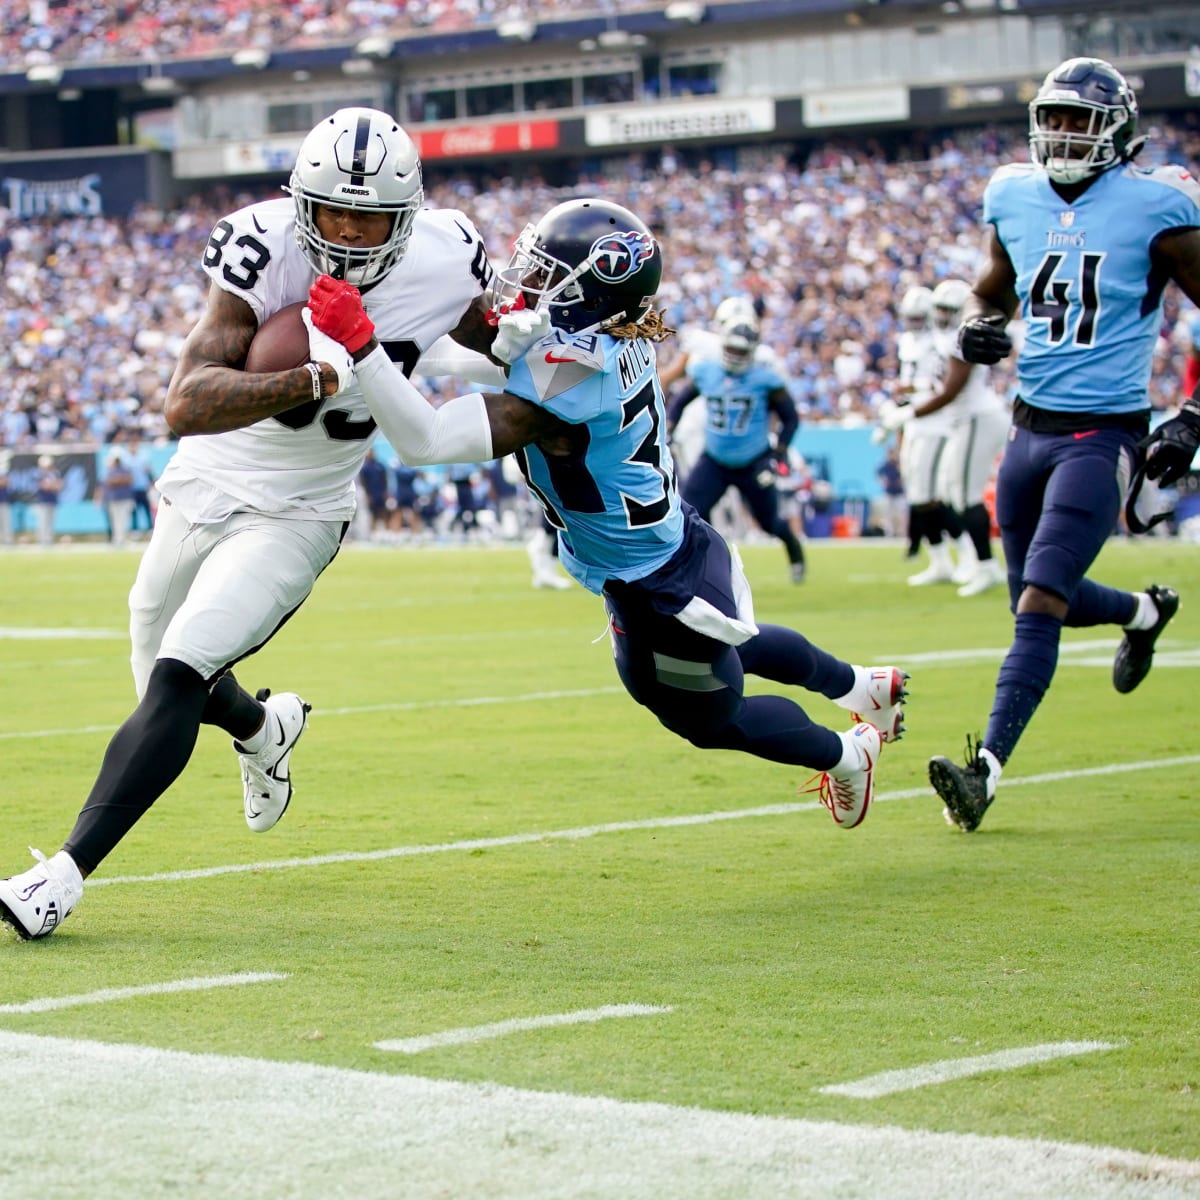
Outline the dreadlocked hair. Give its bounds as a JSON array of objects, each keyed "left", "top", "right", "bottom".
[{"left": 606, "top": 307, "right": 674, "bottom": 343}]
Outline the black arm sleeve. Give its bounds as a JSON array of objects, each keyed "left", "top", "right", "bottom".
[
  {"left": 664, "top": 381, "right": 700, "bottom": 431},
  {"left": 768, "top": 387, "right": 799, "bottom": 451}
]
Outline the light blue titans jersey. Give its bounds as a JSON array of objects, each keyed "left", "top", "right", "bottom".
[
  {"left": 985, "top": 161, "right": 1200, "bottom": 413},
  {"left": 687, "top": 357, "right": 788, "bottom": 467},
  {"left": 505, "top": 328, "right": 684, "bottom": 594}
]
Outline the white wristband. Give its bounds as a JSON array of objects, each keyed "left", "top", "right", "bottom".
[{"left": 305, "top": 362, "right": 323, "bottom": 403}]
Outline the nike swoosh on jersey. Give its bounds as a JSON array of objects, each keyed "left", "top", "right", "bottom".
[
  {"left": 1073, "top": 430, "right": 1100, "bottom": 439},
  {"left": 453, "top": 219, "right": 473, "bottom": 244},
  {"left": 545, "top": 352, "right": 576, "bottom": 364},
  {"left": 252, "top": 214, "right": 268, "bottom": 235}
]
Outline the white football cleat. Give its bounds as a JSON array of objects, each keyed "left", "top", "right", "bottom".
[
  {"left": 238, "top": 690, "right": 311, "bottom": 833},
  {"left": 907, "top": 561, "right": 956, "bottom": 586},
  {"left": 804, "top": 722, "right": 882, "bottom": 830},
  {"left": 837, "top": 665, "right": 909, "bottom": 742},
  {"left": 0, "top": 849, "right": 83, "bottom": 940},
  {"left": 532, "top": 569, "right": 571, "bottom": 590},
  {"left": 957, "top": 558, "right": 1005, "bottom": 598}
]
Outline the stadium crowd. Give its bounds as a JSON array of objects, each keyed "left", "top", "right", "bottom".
[
  {"left": 6, "top": 0, "right": 641, "bottom": 71},
  {"left": 3, "top": 117, "right": 1198, "bottom": 458}
]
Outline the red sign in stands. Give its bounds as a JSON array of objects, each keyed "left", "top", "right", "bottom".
[{"left": 411, "top": 120, "right": 560, "bottom": 160}]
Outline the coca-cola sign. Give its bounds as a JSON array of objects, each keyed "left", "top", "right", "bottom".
[{"left": 412, "top": 120, "right": 559, "bottom": 160}]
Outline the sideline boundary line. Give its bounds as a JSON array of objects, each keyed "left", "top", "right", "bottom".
[
  {"left": 88, "top": 753, "right": 1200, "bottom": 889},
  {"left": 2, "top": 1030, "right": 1197, "bottom": 1199}
]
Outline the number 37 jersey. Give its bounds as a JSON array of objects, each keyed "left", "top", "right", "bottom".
[
  {"left": 505, "top": 330, "right": 684, "bottom": 594},
  {"left": 985, "top": 161, "right": 1200, "bottom": 414},
  {"left": 160, "top": 197, "right": 490, "bottom": 522}
]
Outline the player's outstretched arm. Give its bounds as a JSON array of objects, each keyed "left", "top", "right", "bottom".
[
  {"left": 309, "top": 274, "right": 563, "bottom": 465},
  {"left": 163, "top": 284, "right": 338, "bottom": 436}
]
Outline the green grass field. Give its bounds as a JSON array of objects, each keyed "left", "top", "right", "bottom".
[{"left": 1, "top": 537, "right": 1198, "bottom": 1198}]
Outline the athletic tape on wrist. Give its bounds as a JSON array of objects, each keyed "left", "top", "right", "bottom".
[{"left": 306, "top": 362, "right": 323, "bottom": 403}]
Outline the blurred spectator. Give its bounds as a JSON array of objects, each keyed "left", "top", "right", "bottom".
[
  {"left": 98, "top": 449, "right": 134, "bottom": 548},
  {"left": 357, "top": 447, "right": 391, "bottom": 541},
  {"left": 33, "top": 453, "right": 62, "bottom": 546},
  {"left": 123, "top": 432, "right": 157, "bottom": 535},
  {"left": 0, "top": 455, "right": 11, "bottom": 544}
]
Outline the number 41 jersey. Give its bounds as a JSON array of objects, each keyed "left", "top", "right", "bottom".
[
  {"left": 505, "top": 329, "right": 684, "bottom": 595},
  {"left": 158, "top": 197, "right": 490, "bottom": 523},
  {"left": 985, "top": 161, "right": 1200, "bottom": 415}
]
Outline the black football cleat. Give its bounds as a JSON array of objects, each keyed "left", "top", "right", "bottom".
[
  {"left": 1112, "top": 584, "right": 1179, "bottom": 695},
  {"left": 929, "top": 736, "right": 994, "bottom": 833}
]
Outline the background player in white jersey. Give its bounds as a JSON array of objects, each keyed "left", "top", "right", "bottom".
[
  {"left": 0, "top": 107, "right": 537, "bottom": 940},
  {"left": 304, "top": 198, "right": 909, "bottom": 836},
  {"left": 896, "top": 278, "right": 1010, "bottom": 598},
  {"left": 879, "top": 285, "right": 966, "bottom": 585},
  {"left": 927, "top": 59, "right": 1200, "bottom": 832}
]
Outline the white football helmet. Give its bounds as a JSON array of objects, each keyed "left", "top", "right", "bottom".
[
  {"left": 931, "top": 278, "right": 972, "bottom": 329},
  {"left": 721, "top": 319, "right": 760, "bottom": 374},
  {"left": 898, "top": 286, "right": 933, "bottom": 332},
  {"left": 715, "top": 296, "right": 759, "bottom": 330},
  {"left": 287, "top": 107, "right": 424, "bottom": 287}
]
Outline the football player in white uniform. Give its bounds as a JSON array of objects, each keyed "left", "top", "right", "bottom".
[
  {"left": 0, "top": 108, "right": 534, "bottom": 940},
  {"left": 924, "top": 278, "right": 1010, "bottom": 597},
  {"left": 878, "top": 285, "right": 966, "bottom": 584}
]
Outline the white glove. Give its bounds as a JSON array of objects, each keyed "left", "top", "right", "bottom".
[
  {"left": 490, "top": 304, "right": 552, "bottom": 365},
  {"left": 878, "top": 400, "right": 911, "bottom": 432},
  {"left": 302, "top": 306, "right": 354, "bottom": 395}
]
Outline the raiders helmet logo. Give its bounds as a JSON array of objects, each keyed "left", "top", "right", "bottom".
[{"left": 589, "top": 231, "right": 656, "bottom": 283}]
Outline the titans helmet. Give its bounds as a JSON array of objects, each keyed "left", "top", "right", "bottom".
[
  {"left": 494, "top": 198, "right": 662, "bottom": 334},
  {"left": 1029, "top": 58, "right": 1139, "bottom": 185},
  {"left": 287, "top": 107, "right": 424, "bottom": 287}
]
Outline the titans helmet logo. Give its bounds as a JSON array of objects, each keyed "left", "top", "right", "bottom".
[{"left": 589, "top": 231, "right": 655, "bottom": 283}]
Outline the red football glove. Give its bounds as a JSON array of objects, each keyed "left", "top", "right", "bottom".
[{"left": 308, "top": 274, "right": 376, "bottom": 353}]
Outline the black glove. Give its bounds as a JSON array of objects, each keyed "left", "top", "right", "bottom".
[
  {"left": 956, "top": 315, "right": 1012, "bottom": 366},
  {"left": 1139, "top": 399, "right": 1200, "bottom": 486}
]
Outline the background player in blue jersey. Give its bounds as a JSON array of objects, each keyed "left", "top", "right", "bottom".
[
  {"left": 306, "top": 197, "right": 909, "bottom": 830},
  {"left": 927, "top": 58, "right": 1200, "bottom": 832},
  {"left": 665, "top": 310, "right": 807, "bottom": 583}
]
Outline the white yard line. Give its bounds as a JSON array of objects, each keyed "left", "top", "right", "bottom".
[
  {"left": 1, "top": 1030, "right": 1197, "bottom": 1200},
  {"left": 375, "top": 1004, "right": 673, "bottom": 1055},
  {"left": 4, "top": 634, "right": 1198, "bottom": 741},
  {"left": 0, "top": 972, "right": 288, "bottom": 1015},
  {"left": 817, "top": 1041, "right": 1123, "bottom": 1099},
  {"left": 86, "top": 752, "right": 1200, "bottom": 889},
  {"left": 0, "top": 626, "right": 125, "bottom": 639}
]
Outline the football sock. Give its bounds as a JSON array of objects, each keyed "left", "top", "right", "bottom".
[
  {"left": 984, "top": 611, "right": 1062, "bottom": 765},
  {"left": 737, "top": 623, "right": 854, "bottom": 698},
  {"left": 1125, "top": 591, "right": 1159, "bottom": 631},
  {"left": 63, "top": 658, "right": 209, "bottom": 876},
  {"left": 962, "top": 503, "right": 994, "bottom": 561},
  {"left": 1064, "top": 580, "right": 1138, "bottom": 628},
  {"left": 940, "top": 503, "right": 964, "bottom": 540},
  {"left": 203, "top": 671, "right": 268, "bottom": 741}
]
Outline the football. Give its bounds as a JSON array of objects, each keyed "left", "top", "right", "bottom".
[{"left": 244, "top": 302, "right": 311, "bottom": 373}]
